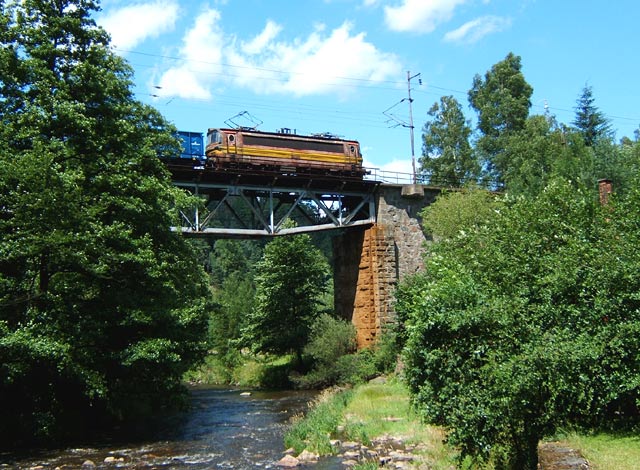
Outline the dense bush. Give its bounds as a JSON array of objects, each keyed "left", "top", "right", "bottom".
[
  {"left": 293, "top": 314, "right": 399, "bottom": 389},
  {"left": 398, "top": 179, "right": 640, "bottom": 469}
]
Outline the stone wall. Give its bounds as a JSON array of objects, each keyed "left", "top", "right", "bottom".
[
  {"left": 333, "top": 185, "right": 440, "bottom": 348},
  {"left": 376, "top": 185, "right": 439, "bottom": 279}
]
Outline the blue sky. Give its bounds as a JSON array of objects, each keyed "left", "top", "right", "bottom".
[{"left": 96, "top": 0, "right": 640, "bottom": 175}]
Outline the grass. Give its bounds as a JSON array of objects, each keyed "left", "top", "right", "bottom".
[
  {"left": 558, "top": 432, "right": 640, "bottom": 470},
  {"left": 284, "top": 380, "right": 458, "bottom": 469},
  {"left": 341, "top": 381, "right": 457, "bottom": 469},
  {"left": 284, "top": 387, "right": 354, "bottom": 455}
]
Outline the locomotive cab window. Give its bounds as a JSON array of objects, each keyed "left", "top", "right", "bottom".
[{"left": 207, "top": 130, "right": 222, "bottom": 145}]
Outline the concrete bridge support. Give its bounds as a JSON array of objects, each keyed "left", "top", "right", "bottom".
[{"left": 334, "top": 185, "right": 440, "bottom": 347}]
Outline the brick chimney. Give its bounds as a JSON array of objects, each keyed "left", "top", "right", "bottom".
[{"left": 598, "top": 179, "right": 613, "bottom": 205}]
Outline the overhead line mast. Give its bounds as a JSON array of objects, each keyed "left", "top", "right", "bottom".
[{"left": 407, "top": 71, "right": 421, "bottom": 184}]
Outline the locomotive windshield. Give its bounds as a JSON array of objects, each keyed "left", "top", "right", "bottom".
[{"left": 207, "top": 129, "right": 222, "bottom": 145}]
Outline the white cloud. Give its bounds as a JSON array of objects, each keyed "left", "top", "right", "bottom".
[
  {"left": 153, "top": 9, "right": 225, "bottom": 100},
  {"left": 443, "top": 15, "right": 511, "bottom": 44},
  {"left": 363, "top": 157, "right": 414, "bottom": 180},
  {"left": 241, "top": 20, "right": 283, "bottom": 55},
  {"left": 273, "top": 22, "right": 401, "bottom": 97},
  {"left": 154, "top": 14, "right": 401, "bottom": 99},
  {"left": 99, "top": 0, "right": 178, "bottom": 49},
  {"left": 384, "top": 0, "right": 468, "bottom": 34}
]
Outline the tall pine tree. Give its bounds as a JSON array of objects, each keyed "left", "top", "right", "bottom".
[{"left": 573, "top": 84, "right": 612, "bottom": 147}]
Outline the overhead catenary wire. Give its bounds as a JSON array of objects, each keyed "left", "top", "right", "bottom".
[{"left": 119, "top": 47, "right": 640, "bottom": 134}]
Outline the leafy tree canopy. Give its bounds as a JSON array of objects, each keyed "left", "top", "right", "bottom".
[
  {"left": 398, "top": 179, "right": 640, "bottom": 469},
  {"left": 0, "top": 0, "right": 209, "bottom": 445},
  {"left": 241, "top": 230, "right": 330, "bottom": 361},
  {"left": 420, "top": 187, "right": 500, "bottom": 241},
  {"left": 420, "top": 95, "right": 478, "bottom": 187},
  {"left": 468, "top": 52, "right": 533, "bottom": 184}
]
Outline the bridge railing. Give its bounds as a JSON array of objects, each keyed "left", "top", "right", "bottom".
[
  {"left": 364, "top": 168, "right": 424, "bottom": 185},
  {"left": 365, "top": 168, "right": 500, "bottom": 189}
]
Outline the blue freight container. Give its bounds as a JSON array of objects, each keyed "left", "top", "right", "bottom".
[{"left": 177, "top": 131, "right": 204, "bottom": 160}]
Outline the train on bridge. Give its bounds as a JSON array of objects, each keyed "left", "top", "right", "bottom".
[{"left": 170, "top": 128, "right": 365, "bottom": 179}]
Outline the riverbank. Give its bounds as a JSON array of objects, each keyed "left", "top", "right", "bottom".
[
  {"left": 283, "top": 379, "right": 458, "bottom": 469},
  {"left": 282, "top": 379, "right": 640, "bottom": 470}
]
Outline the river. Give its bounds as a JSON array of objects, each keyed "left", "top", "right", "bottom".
[{"left": 1, "top": 387, "right": 342, "bottom": 469}]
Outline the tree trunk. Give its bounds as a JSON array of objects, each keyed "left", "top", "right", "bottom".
[{"left": 511, "top": 434, "right": 539, "bottom": 470}]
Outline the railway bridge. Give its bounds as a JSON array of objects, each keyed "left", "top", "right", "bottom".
[{"left": 167, "top": 160, "right": 441, "bottom": 348}]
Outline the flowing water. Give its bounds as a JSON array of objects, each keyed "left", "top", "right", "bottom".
[{"left": 1, "top": 387, "right": 339, "bottom": 470}]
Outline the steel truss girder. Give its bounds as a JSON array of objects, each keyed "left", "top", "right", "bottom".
[{"left": 171, "top": 180, "right": 378, "bottom": 238}]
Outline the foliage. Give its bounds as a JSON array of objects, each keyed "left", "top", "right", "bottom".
[
  {"left": 207, "top": 240, "right": 263, "bottom": 369},
  {"left": 293, "top": 314, "right": 399, "bottom": 389},
  {"left": 185, "top": 353, "right": 296, "bottom": 388},
  {"left": 398, "top": 178, "right": 640, "bottom": 469},
  {"left": 420, "top": 187, "right": 500, "bottom": 241},
  {"left": 285, "top": 388, "right": 354, "bottom": 454},
  {"left": 241, "top": 231, "right": 330, "bottom": 360},
  {"left": 304, "top": 314, "right": 357, "bottom": 366},
  {"left": 208, "top": 239, "right": 263, "bottom": 287},
  {"left": 497, "top": 115, "right": 566, "bottom": 196},
  {"left": 617, "top": 138, "right": 640, "bottom": 192},
  {"left": 208, "top": 272, "right": 254, "bottom": 368},
  {"left": 572, "top": 84, "right": 612, "bottom": 147},
  {"left": 421, "top": 95, "right": 478, "bottom": 186},
  {"left": 468, "top": 52, "right": 533, "bottom": 185},
  {"left": 0, "top": 0, "right": 209, "bottom": 445}
]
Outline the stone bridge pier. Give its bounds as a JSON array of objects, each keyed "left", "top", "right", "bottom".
[{"left": 333, "top": 185, "right": 440, "bottom": 348}]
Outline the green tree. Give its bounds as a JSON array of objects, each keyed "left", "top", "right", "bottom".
[
  {"left": 468, "top": 53, "right": 533, "bottom": 185},
  {"left": 242, "top": 231, "right": 330, "bottom": 362},
  {"left": 420, "top": 95, "right": 478, "bottom": 186},
  {"left": 208, "top": 240, "right": 262, "bottom": 369},
  {"left": 497, "top": 115, "right": 597, "bottom": 197},
  {"left": 398, "top": 179, "right": 640, "bottom": 469},
  {"left": 573, "top": 84, "right": 612, "bottom": 147},
  {"left": 0, "top": 0, "right": 209, "bottom": 445}
]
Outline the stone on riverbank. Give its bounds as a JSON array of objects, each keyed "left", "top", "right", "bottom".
[
  {"left": 297, "top": 449, "right": 319, "bottom": 463},
  {"left": 277, "top": 454, "right": 300, "bottom": 467}
]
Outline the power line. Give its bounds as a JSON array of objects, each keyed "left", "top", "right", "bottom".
[
  {"left": 120, "top": 47, "right": 639, "bottom": 133},
  {"left": 116, "top": 47, "right": 407, "bottom": 90}
]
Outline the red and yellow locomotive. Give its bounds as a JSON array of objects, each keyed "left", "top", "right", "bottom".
[{"left": 205, "top": 128, "right": 365, "bottom": 178}]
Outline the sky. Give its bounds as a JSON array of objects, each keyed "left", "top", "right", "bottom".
[{"left": 96, "top": 0, "right": 640, "bottom": 175}]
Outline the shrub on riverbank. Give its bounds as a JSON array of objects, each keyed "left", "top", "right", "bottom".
[
  {"left": 186, "top": 315, "right": 400, "bottom": 390},
  {"left": 293, "top": 314, "right": 370, "bottom": 389},
  {"left": 184, "top": 353, "right": 296, "bottom": 388},
  {"left": 399, "top": 181, "right": 640, "bottom": 469}
]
